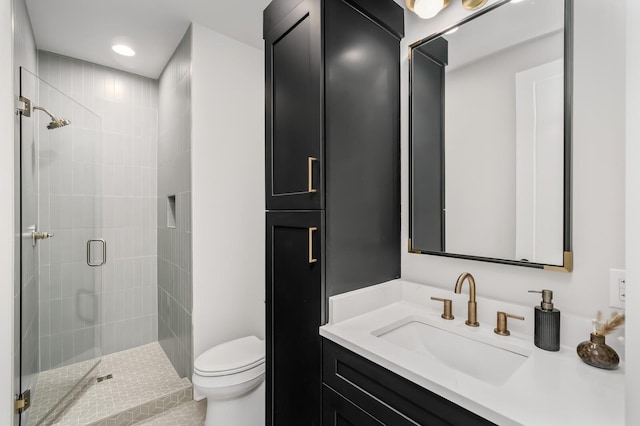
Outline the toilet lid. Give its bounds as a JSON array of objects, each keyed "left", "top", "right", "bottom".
[{"left": 194, "top": 336, "right": 265, "bottom": 377}]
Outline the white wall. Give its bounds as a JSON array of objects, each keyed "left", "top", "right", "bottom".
[
  {"left": 11, "top": 0, "right": 37, "bottom": 424},
  {"left": 625, "top": 0, "right": 639, "bottom": 423},
  {"left": 402, "top": 0, "right": 626, "bottom": 319},
  {"left": 191, "top": 24, "right": 265, "bottom": 360},
  {"left": 1, "top": 0, "right": 14, "bottom": 423}
]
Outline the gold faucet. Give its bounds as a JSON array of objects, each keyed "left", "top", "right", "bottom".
[{"left": 454, "top": 272, "right": 479, "bottom": 327}]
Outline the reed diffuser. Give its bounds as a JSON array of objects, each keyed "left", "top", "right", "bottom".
[{"left": 576, "top": 311, "right": 625, "bottom": 370}]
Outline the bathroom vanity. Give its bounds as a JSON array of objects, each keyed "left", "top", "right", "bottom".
[
  {"left": 262, "top": 0, "right": 624, "bottom": 424},
  {"left": 320, "top": 280, "right": 625, "bottom": 425},
  {"left": 322, "top": 339, "right": 492, "bottom": 425}
]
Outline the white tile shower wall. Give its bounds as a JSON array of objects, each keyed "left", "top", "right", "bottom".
[
  {"left": 36, "top": 73, "right": 103, "bottom": 371},
  {"left": 37, "top": 51, "right": 159, "bottom": 367},
  {"left": 157, "top": 27, "right": 193, "bottom": 379}
]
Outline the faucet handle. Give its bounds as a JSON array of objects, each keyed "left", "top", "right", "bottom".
[
  {"left": 494, "top": 312, "right": 525, "bottom": 336},
  {"left": 431, "top": 297, "right": 454, "bottom": 320}
]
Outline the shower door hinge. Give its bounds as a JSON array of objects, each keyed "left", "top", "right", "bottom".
[
  {"left": 15, "top": 389, "right": 31, "bottom": 414},
  {"left": 17, "top": 96, "right": 31, "bottom": 117}
]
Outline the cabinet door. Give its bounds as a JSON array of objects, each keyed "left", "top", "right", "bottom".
[
  {"left": 265, "top": 0, "right": 323, "bottom": 211},
  {"left": 267, "top": 211, "right": 323, "bottom": 425},
  {"left": 323, "top": 385, "right": 383, "bottom": 426}
]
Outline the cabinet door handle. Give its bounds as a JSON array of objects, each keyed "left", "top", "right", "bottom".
[
  {"left": 308, "top": 227, "right": 318, "bottom": 264},
  {"left": 308, "top": 157, "right": 317, "bottom": 193}
]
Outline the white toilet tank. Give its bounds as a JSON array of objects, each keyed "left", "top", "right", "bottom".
[{"left": 193, "top": 336, "right": 265, "bottom": 426}]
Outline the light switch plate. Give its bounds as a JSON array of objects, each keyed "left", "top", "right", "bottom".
[{"left": 609, "top": 268, "right": 626, "bottom": 309}]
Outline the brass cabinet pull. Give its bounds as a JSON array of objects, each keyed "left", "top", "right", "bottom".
[
  {"left": 308, "top": 227, "right": 318, "bottom": 264},
  {"left": 308, "top": 157, "right": 317, "bottom": 193}
]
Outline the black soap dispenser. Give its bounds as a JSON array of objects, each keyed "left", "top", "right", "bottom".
[{"left": 528, "top": 289, "right": 560, "bottom": 351}]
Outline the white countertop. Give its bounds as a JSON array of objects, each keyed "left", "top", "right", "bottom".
[{"left": 319, "top": 279, "right": 625, "bottom": 426}]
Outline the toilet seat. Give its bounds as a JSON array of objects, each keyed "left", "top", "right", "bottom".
[
  {"left": 194, "top": 335, "right": 265, "bottom": 377},
  {"left": 192, "top": 362, "right": 265, "bottom": 391}
]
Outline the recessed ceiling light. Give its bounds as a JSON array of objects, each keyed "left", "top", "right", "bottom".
[{"left": 112, "top": 44, "right": 136, "bottom": 57}]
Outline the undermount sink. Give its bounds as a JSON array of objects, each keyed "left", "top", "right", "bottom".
[{"left": 372, "top": 315, "right": 531, "bottom": 386}]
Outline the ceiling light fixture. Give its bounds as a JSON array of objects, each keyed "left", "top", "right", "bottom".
[
  {"left": 461, "top": 0, "right": 488, "bottom": 10},
  {"left": 112, "top": 44, "right": 136, "bottom": 57},
  {"left": 444, "top": 27, "right": 459, "bottom": 35},
  {"left": 406, "top": 0, "right": 451, "bottom": 19}
]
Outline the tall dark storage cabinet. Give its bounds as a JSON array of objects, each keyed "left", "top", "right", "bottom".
[{"left": 264, "top": 1, "right": 404, "bottom": 425}]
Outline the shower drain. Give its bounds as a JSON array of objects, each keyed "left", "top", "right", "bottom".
[{"left": 96, "top": 374, "right": 113, "bottom": 383}]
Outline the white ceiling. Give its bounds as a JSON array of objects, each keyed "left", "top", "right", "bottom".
[
  {"left": 33, "top": 0, "right": 555, "bottom": 81},
  {"left": 26, "top": 0, "right": 273, "bottom": 79},
  {"left": 26, "top": 0, "right": 560, "bottom": 82}
]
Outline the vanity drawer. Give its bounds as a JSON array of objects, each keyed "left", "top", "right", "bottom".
[
  {"left": 322, "top": 338, "right": 495, "bottom": 426},
  {"left": 323, "top": 385, "right": 384, "bottom": 426}
]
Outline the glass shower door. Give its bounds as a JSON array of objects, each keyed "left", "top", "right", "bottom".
[{"left": 19, "top": 67, "right": 104, "bottom": 426}]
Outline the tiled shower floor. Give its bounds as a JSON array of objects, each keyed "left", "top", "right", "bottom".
[{"left": 28, "top": 342, "right": 199, "bottom": 426}]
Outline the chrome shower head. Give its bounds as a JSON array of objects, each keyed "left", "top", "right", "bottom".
[
  {"left": 33, "top": 105, "right": 71, "bottom": 130},
  {"left": 46, "top": 118, "right": 71, "bottom": 129}
]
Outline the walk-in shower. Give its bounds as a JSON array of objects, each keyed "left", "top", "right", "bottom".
[{"left": 16, "top": 55, "right": 185, "bottom": 425}]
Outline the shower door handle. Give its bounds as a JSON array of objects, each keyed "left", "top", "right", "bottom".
[{"left": 87, "top": 239, "right": 107, "bottom": 267}]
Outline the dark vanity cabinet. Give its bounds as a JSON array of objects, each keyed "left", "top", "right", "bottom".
[
  {"left": 322, "top": 339, "right": 496, "bottom": 426},
  {"left": 266, "top": 212, "right": 323, "bottom": 425},
  {"left": 323, "top": 385, "right": 384, "bottom": 426},
  {"left": 264, "top": 0, "right": 404, "bottom": 424}
]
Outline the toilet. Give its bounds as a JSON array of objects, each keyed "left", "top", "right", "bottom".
[{"left": 192, "top": 335, "right": 266, "bottom": 426}]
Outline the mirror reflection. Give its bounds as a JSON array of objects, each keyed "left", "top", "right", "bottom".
[{"left": 409, "top": 0, "right": 570, "bottom": 268}]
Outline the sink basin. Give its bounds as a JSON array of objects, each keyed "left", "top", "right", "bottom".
[{"left": 372, "top": 316, "right": 531, "bottom": 386}]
